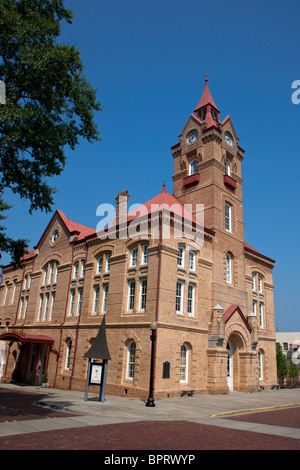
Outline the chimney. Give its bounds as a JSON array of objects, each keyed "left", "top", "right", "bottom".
[{"left": 115, "top": 190, "right": 129, "bottom": 236}]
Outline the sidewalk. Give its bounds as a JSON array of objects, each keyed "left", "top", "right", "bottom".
[{"left": 0, "top": 383, "right": 299, "bottom": 439}]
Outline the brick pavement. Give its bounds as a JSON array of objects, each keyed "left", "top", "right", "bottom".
[{"left": 0, "top": 420, "right": 299, "bottom": 450}]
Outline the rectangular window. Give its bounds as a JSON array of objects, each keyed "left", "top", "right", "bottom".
[
  {"left": 18, "top": 297, "right": 24, "bottom": 319},
  {"left": 225, "top": 203, "right": 231, "bottom": 232},
  {"left": 130, "top": 247, "right": 138, "bottom": 266},
  {"left": 93, "top": 286, "right": 99, "bottom": 314},
  {"left": 106, "top": 254, "right": 111, "bottom": 272},
  {"left": 176, "top": 281, "right": 183, "bottom": 313},
  {"left": 283, "top": 342, "right": 289, "bottom": 351},
  {"left": 4, "top": 284, "right": 8, "bottom": 304},
  {"left": 49, "top": 263, "right": 54, "bottom": 283},
  {"left": 253, "top": 300, "right": 257, "bottom": 315},
  {"left": 97, "top": 256, "right": 103, "bottom": 274},
  {"left": 69, "top": 289, "right": 75, "bottom": 316},
  {"left": 128, "top": 281, "right": 136, "bottom": 311},
  {"left": 76, "top": 288, "right": 82, "bottom": 316},
  {"left": 37, "top": 294, "right": 43, "bottom": 321},
  {"left": 49, "top": 293, "right": 55, "bottom": 321},
  {"left": 259, "top": 302, "right": 264, "bottom": 328},
  {"left": 43, "top": 293, "right": 49, "bottom": 321},
  {"left": 23, "top": 296, "right": 28, "bottom": 319},
  {"left": 54, "top": 263, "right": 59, "bottom": 283},
  {"left": 177, "top": 247, "right": 184, "bottom": 267},
  {"left": 139, "top": 279, "right": 147, "bottom": 310},
  {"left": 142, "top": 245, "right": 148, "bottom": 265},
  {"left": 23, "top": 276, "right": 27, "bottom": 290},
  {"left": 43, "top": 267, "right": 48, "bottom": 286},
  {"left": 258, "top": 276, "right": 262, "bottom": 293},
  {"left": 187, "top": 284, "right": 195, "bottom": 316},
  {"left": 81, "top": 261, "right": 85, "bottom": 278},
  {"left": 189, "top": 251, "right": 195, "bottom": 271},
  {"left": 73, "top": 262, "right": 79, "bottom": 279},
  {"left": 102, "top": 284, "right": 109, "bottom": 313},
  {"left": 11, "top": 282, "right": 16, "bottom": 304}
]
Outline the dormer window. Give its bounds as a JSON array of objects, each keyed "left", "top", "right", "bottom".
[{"left": 189, "top": 159, "right": 198, "bottom": 176}]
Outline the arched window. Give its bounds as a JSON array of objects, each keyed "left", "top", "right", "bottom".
[
  {"left": 224, "top": 161, "right": 230, "bottom": 176},
  {"left": 189, "top": 159, "right": 198, "bottom": 176},
  {"left": 126, "top": 341, "right": 136, "bottom": 380},
  {"left": 180, "top": 344, "right": 189, "bottom": 383},
  {"left": 226, "top": 253, "right": 232, "bottom": 284},
  {"left": 65, "top": 340, "right": 72, "bottom": 370}
]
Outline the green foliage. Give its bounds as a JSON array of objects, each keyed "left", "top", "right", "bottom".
[
  {"left": 0, "top": 0, "right": 101, "bottom": 261},
  {"left": 288, "top": 361, "right": 299, "bottom": 381},
  {"left": 276, "top": 343, "right": 288, "bottom": 384}
]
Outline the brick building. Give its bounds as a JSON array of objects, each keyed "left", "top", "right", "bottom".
[{"left": 0, "top": 77, "right": 277, "bottom": 398}]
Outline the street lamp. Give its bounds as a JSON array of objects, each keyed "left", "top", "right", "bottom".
[{"left": 146, "top": 319, "right": 157, "bottom": 407}]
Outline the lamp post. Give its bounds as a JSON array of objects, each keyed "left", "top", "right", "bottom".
[{"left": 146, "top": 320, "right": 157, "bottom": 407}]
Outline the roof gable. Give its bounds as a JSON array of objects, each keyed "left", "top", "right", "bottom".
[{"left": 224, "top": 305, "right": 252, "bottom": 333}]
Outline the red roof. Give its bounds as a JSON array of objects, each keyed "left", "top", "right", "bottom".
[
  {"left": 194, "top": 75, "right": 219, "bottom": 112},
  {"left": 223, "top": 305, "right": 251, "bottom": 333},
  {"left": 56, "top": 210, "right": 96, "bottom": 241},
  {"left": 244, "top": 242, "right": 275, "bottom": 264},
  {"left": 127, "top": 183, "right": 199, "bottom": 225}
]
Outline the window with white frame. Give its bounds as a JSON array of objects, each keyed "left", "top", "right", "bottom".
[
  {"left": 189, "top": 251, "right": 195, "bottom": 271},
  {"left": 177, "top": 246, "right": 185, "bottom": 267},
  {"left": 97, "top": 256, "right": 103, "bottom": 274},
  {"left": 180, "top": 344, "right": 189, "bottom": 383},
  {"left": 11, "top": 281, "right": 17, "bottom": 304},
  {"left": 226, "top": 253, "right": 232, "bottom": 284},
  {"left": 258, "top": 275, "right": 262, "bottom": 293},
  {"left": 187, "top": 284, "right": 195, "bottom": 316},
  {"left": 43, "top": 293, "right": 49, "bottom": 321},
  {"left": 126, "top": 340, "right": 136, "bottom": 380},
  {"left": 3, "top": 284, "right": 8, "bottom": 305},
  {"left": 130, "top": 247, "right": 138, "bottom": 267},
  {"left": 81, "top": 261, "right": 86, "bottom": 278},
  {"left": 65, "top": 340, "right": 72, "bottom": 370},
  {"left": 189, "top": 159, "right": 198, "bottom": 175},
  {"left": 43, "top": 266, "right": 48, "bottom": 285},
  {"left": 253, "top": 299, "right": 257, "bottom": 316},
  {"left": 139, "top": 279, "right": 147, "bottom": 311},
  {"left": 37, "top": 294, "right": 43, "bottom": 321},
  {"left": 259, "top": 302, "right": 264, "bottom": 328},
  {"left": 102, "top": 284, "right": 109, "bottom": 313},
  {"left": 49, "top": 263, "right": 54, "bottom": 284},
  {"left": 69, "top": 289, "right": 75, "bottom": 316},
  {"left": 225, "top": 202, "right": 231, "bottom": 232},
  {"left": 224, "top": 161, "right": 230, "bottom": 176},
  {"left": 93, "top": 285, "right": 99, "bottom": 314},
  {"left": 73, "top": 262, "right": 79, "bottom": 279},
  {"left": 18, "top": 297, "right": 24, "bottom": 319},
  {"left": 49, "top": 293, "right": 55, "bottom": 321},
  {"left": 176, "top": 281, "right": 184, "bottom": 313},
  {"left": 128, "top": 280, "right": 136, "bottom": 311},
  {"left": 142, "top": 244, "right": 149, "bottom": 265},
  {"left": 106, "top": 254, "right": 111, "bottom": 272},
  {"left": 76, "top": 288, "right": 82, "bottom": 316}
]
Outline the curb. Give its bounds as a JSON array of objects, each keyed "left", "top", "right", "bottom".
[{"left": 210, "top": 403, "right": 300, "bottom": 418}]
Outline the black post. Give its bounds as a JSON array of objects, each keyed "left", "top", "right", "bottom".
[
  {"left": 84, "top": 358, "right": 91, "bottom": 402},
  {"left": 146, "top": 327, "right": 157, "bottom": 407}
]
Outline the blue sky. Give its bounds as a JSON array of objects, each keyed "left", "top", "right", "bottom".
[{"left": 2, "top": 0, "right": 300, "bottom": 331}]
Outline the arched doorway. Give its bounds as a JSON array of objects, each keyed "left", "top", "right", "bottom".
[{"left": 226, "top": 333, "right": 245, "bottom": 391}]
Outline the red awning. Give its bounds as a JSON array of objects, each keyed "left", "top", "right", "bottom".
[{"left": 0, "top": 332, "right": 54, "bottom": 345}]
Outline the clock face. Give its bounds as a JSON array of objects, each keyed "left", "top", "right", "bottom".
[
  {"left": 187, "top": 130, "right": 198, "bottom": 145},
  {"left": 225, "top": 132, "right": 233, "bottom": 146}
]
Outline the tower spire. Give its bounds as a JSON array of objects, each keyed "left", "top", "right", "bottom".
[{"left": 194, "top": 72, "right": 220, "bottom": 126}]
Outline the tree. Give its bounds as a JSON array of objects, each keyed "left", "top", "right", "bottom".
[
  {"left": 0, "top": 0, "right": 101, "bottom": 262},
  {"left": 288, "top": 361, "right": 299, "bottom": 386},
  {"left": 276, "top": 343, "right": 288, "bottom": 386}
]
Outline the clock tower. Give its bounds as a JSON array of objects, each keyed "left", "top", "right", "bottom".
[{"left": 171, "top": 75, "right": 247, "bottom": 312}]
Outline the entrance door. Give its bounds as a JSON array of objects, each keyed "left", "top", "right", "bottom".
[
  {"left": 227, "top": 341, "right": 233, "bottom": 391},
  {"left": 27, "top": 344, "right": 36, "bottom": 384}
]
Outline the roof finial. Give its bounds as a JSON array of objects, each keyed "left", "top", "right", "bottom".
[
  {"left": 205, "top": 65, "right": 208, "bottom": 84},
  {"left": 161, "top": 181, "right": 166, "bottom": 193}
]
